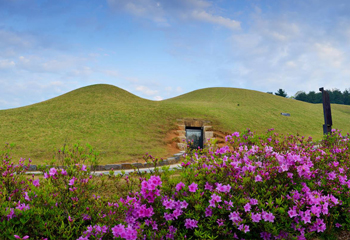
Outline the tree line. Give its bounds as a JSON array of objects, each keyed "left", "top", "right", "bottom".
[
  {"left": 269, "top": 88, "right": 350, "bottom": 105},
  {"left": 294, "top": 89, "right": 350, "bottom": 105}
]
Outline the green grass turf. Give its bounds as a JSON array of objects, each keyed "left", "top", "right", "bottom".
[{"left": 1, "top": 84, "right": 349, "bottom": 165}]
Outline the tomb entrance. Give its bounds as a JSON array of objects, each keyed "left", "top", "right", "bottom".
[{"left": 175, "top": 119, "right": 214, "bottom": 150}]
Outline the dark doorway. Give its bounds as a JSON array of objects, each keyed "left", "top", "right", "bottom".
[{"left": 186, "top": 127, "right": 204, "bottom": 149}]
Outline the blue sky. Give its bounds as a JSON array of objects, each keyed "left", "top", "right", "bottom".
[{"left": 1, "top": 0, "right": 350, "bottom": 109}]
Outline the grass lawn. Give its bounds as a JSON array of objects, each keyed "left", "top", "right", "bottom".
[{"left": 0, "top": 84, "right": 349, "bottom": 165}]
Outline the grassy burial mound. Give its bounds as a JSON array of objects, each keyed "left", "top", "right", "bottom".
[{"left": 0, "top": 84, "right": 350, "bottom": 165}]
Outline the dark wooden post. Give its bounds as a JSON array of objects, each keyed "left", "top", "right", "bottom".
[{"left": 319, "top": 87, "right": 332, "bottom": 134}]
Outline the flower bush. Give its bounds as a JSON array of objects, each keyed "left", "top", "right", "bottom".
[{"left": 0, "top": 129, "right": 350, "bottom": 239}]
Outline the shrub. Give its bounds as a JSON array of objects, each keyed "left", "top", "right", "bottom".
[{"left": 1, "top": 130, "right": 350, "bottom": 239}]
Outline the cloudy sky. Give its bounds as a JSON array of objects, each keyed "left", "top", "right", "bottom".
[{"left": 1, "top": 0, "right": 350, "bottom": 109}]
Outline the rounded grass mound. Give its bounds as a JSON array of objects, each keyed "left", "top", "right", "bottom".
[
  {"left": 1, "top": 84, "right": 350, "bottom": 165},
  {"left": 1, "top": 129, "right": 350, "bottom": 239}
]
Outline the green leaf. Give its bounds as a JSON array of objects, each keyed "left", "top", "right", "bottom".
[
  {"left": 278, "top": 207, "right": 285, "bottom": 214},
  {"left": 20, "top": 218, "right": 27, "bottom": 225}
]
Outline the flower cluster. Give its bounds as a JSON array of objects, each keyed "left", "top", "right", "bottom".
[{"left": 1, "top": 129, "right": 350, "bottom": 239}]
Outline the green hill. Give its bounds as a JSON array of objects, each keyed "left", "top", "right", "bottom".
[{"left": 1, "top": 84, "right": 349, "bottom": 164}]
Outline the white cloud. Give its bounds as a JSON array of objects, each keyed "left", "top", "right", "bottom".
[
  {"left": 49, "top": 81, "right": 64, "bottom": 87},
  {"left": 0, "top": 59, "right": 15, "bottom": 69},
  {"left": 314, "top": 43, "right": 344, "bottom": 68},
  {"left": 176, "top": 86, "right": 183, "bottom": 92},
  {"left": 191, "top": 10, "right": 240, "bottom": 30},
  {"left": 135, "top": 85, "right": 158, "bottom": 95},
  {"left": 223, "top": 4, "right": 350, "bottom": 96},
  {"left": 102, "top": 70, "right": 119, "bottom": 78},
  {"left": 107, "top": 0, "right": 169, "bottom": 26},
  {"left": 285, "top": 61, "right": 297, "bottom": 68},
  {"left": 154, "top": 95, "right": 163, "bottom": 100},
  {"left": 165, "top": 86, "right": 172, "bottom": 92},
  {"left": 17, "top": 55, "right": 91, "bottom": 74},
  {"left": 69, "top": 67, "right": 94, "bottom": 77},
  {"left": 107, "top": 0, "right": 240, "bottom": 30},
  {"left": 0, "top": 29, "right": 35, "bottom": 49},
  {"left": 230, "top": 33, "right": 262, "bottom": 54}
]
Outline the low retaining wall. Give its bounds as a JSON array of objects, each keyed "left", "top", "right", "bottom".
[{"left": 23, "top": 151, "right": 186, "bottom": 172}]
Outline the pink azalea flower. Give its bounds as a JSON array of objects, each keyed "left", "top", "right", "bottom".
[
  {"left": 81, "top": 164, "right": 87, "bottom": 171},
  {"left": 216, "top": 218, "right": 224, "bottom": 226},
  {"left": 255, "top": 175, "right": 262, "bottom": 182},
  {"left": 188, "top": 182, "right": 198, "bottom": 193},
  {"left": 232, "top": 132, "right": 240, "bottom": 137},
  {"left": 7, "top": 208, "right": 15, "bottom": 220},
  {"left": 310, "top": 205, "right": 321, "bottom": 217},
  {"left": 32, "top": 179, "right": 40, "bottom": 187},
  {"left": 111, "top": 224, "right": 125, "bottom": 238},
  {"left": 251, "top": 212, "right": 261, "bottom": 222},
  {"left": 216, "top": 183, "right": 231, "bottom": 193},
  {"left": 184, "top": 218, "right": 198, "bottom": 229},
  {"left": 266, "top": 212, "right": 275, "bottom": 222},
  {"left": 327, "top": 171, "right": 337, "bottom": 180},
  {"left": 14, "top": 236, "right": 29, "bottom": 240},
  {"left": 69, "top": 178, "right": 75, "bottom": 186},
  {"left": 288, "top": 208, "right": 298, "bottom": 218},
  {"left": 315, "top": 218, "right": 326, "bottom": 232},
  {"left": 330, "top": 195, "right": 339, "bottom": 205},
  {"left": 175, "top": 182, "right": 185, "bottom": 191},
  {"left": 209, "top": 198, "right": 216, "bottom": 208},
  {"left": 300, "top": 210, "right": 311, "bottom": 224},
  {"left": 49, "top": 168, "right": 57, "bottom": 176},
  {"left": 244, "top": 224, "right": 250, "bottom": 233},
  {"left": 205, "top": 207, "right": 212, "bottom": 217},
  {"left": 172, "top": 209, "right": 183, "bottom": 219},
  {"left": 23, "top": 192, "right": 30, "bottom": 201},
  {"left": 180, "top": 200, "right": 188, "bottom": 209},
  {"left": 229, "top": 211, "right": 242, "bottom": 224},
  {"left": 322, "top": 203, "right": 329, "bottom": 215},
  {"left": 244, "top": 203, "right": 251, "bottom": 212},
  {"left": 204, "top": 182, "right": 213, "bottom": 191},
  {"left": 162, "top": 199, "right": 176, "bottom": 210},
  {"left": 149, "top": 175, "right": 162, "bottom": 186},
  {"left": 61, "top": 169, "right": 67, "bottom": 175},
  {"left": 164, "top": 212, "right": 174, "bottom": 221},
  {"left": 262, "top": 210, "right": 275, "bottom": 222},
  {"left": 250, "top": 198, "right": 258, "bottom": 205},
  {"left": 280, "top": 164, "right": 289, "bottom": 172}
]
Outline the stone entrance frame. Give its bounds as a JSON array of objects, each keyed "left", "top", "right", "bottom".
[{"left": 176, "top": 119, "right": 214, "bottom": 150}]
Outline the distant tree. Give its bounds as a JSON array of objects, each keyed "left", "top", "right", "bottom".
[
  {"left": 315, "top": 92, "right": 322, "bottom": 103},
  {"left": 295, "top": 91, "right": 309, "bottom": 102},
  {"left": 307, "top": 91, "right": 316, "bottom": 103},
  {"left": 307, "top": 91, "right": 322, "bottom": 103},
  {"left": 275, "top": 89, "right": 287, "bottom": 97},
  {"left": 343, "top": 89, "right": 350, "bottom": 105},
  {"left": 294, "top": 88, "right": 350, "bottom": 105},
  {"left": 266, "top": 92, "right": 273, "bottom": 94},
  {"left": 331, "top": 88, "right": 344, "bottom": 104}
]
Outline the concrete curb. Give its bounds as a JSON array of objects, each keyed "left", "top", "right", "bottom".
[
  {"left": 92, "top": 163, "right": 183, "bottom": 176},
  {"left": 25, "top": 151, "right": 186, "bottom": 175}
]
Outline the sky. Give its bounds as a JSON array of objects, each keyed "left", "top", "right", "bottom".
[{"left": 1, "top": 0, "right": 350, "bottom": 109}]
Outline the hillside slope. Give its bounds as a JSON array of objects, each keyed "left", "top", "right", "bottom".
[
  {"left": 163, "top": 87, "right": 350, "bottom": 138},
  {"left": 1, "top": 84, "right": 349, "bottom": 164}
]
